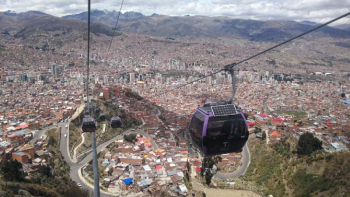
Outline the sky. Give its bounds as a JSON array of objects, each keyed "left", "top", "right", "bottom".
[{"left": 1, "top": 0, "right": 349, "bottom": 26}]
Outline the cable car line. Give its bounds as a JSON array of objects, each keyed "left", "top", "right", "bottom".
[
  {"left": 157, "top": 11, "right": 350, "bottom": 97},
  {"left": 82, "top": 1, "right": 100, "bottom": 196},
  {"left": 86, "top": 0, "right": 91, "bottom": 108},
  {"left": 105, "top": 0, "right": 125, "bottom": 62},
  {"left": 82, "top": 1, "right": 126, "bottom": 195},
  {"left": 103, "top": 0, "right": 125, "bottom": 129}
]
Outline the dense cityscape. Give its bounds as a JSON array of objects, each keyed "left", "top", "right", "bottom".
[{"left": 0, "top": 5, "right": 350, "bottom": 197}]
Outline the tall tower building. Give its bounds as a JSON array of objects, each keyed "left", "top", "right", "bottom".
[
  {"left": 51, "top": 63, "right": 56, "bottom": 77},
  {"left": 207, "top": 76, "right": 213, "bottom": 85},
  {"left": 103, "top": 75, "right": 108, "bottom": 84},
  {"left": 130, "top": 73, "right": 135, "bottom": 84},
  {"left": 22, "top": 74, "right": 28, "bottom": 82},
  {"left": 54, "top": 65, "right": 64, "bottom": 78},
  {"left": 103, "top": 87, "right": 110, "bottom": 100}
]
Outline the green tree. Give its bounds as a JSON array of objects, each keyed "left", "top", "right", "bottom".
[
  {"left": 297, "top": 133, "right": 322, "bottom": 156},
  {"left": 1, "top": 159, "right": 25, "bottom": 181},
  {"left": 39, "top": 165, "right": 52, "bottom": 177},
  {"left": 205, "top": 171, "right": 214, "bottom": 185},
  {"left": 201, "top": 156, "right": 222, "bottom": 185},
  {"left": 124, "top": 134, "right": 131, "bottom": 142},
  {"left": 254, "top": 127, "right": 262, "bottom": 134},
  {"left": 124, "top": 133, "right": 137, "bottom": 143}
]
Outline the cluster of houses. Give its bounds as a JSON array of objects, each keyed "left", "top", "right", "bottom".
[
  {"left": 90, "top": 135, "right": 190, "bottom": 196},
  {"left": 0, "top": 128, "right": 53, "bottom": 177},
  {"left": 249, "top": 112, "right": 349, "bottom": 152}
]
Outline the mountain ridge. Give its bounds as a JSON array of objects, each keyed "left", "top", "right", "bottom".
[
  {"left": 61, "top": 9, "right": 350, "bottom": 41},
  {"left": 1, "top": 10, "right": 349, "bottom": 43},
  {"left": 0, "top": 11, "right": 121, "bottom": 39}
]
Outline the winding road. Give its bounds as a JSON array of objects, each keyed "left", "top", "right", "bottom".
[
  {"left": 60, "top": 123, "right": 117, "bottom": 197},
  {"left": 214, "top": 143, "right": 251, "bottom": 179},
  {"left": 59, "top": 110, "right": 150, "bottom": 197}
]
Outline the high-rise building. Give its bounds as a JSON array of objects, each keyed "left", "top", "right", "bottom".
[
  {"left": 54, "top": 66, "right": 64, "bottom": 78},
  {"left": 207, "top": 76, "right": 212, "bottom": 85},
  {"left": 36, "top": 74, "right": 44, "bottom": 81},
  {"left": 21, "top": 74, "right": 28, "bottom": 82},
  {"left": 103, "top": 88, "right": 110, "bottom": 100},
  {"left": 103, "top": 75, "right": 108, "bottom": 84},
  {"left": 51, "top": 63, "right": 56, "bottom": 76},
  {"left": 95, "top": 76, "right": 100, "bottom": 84},
  {"left": 130, "top": 73, "right": 135, "bottom": 84}
]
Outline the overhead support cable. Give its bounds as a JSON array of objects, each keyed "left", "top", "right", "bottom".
[
  {"left": 157, "top": 12, "right": 350, "bottom": 96},
  {"left": 105, "top": 0, "right": 125, "bottom": 61}
]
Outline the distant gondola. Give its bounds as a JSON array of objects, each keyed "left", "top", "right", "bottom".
[
  {"left": 110, "top": 116, "right": 122, "bottom": 128},
  {"left": 99, "top": 113, "right": 106, "bottom": 121},
  {"left": 189, "top": 101, "right": 249, "bottom": 156},
  {"left": 82, "top": 116, "right": 97, "bottom": 133},
  {"left": 84, "top": 106, "right": 90, "bottom": 115}
]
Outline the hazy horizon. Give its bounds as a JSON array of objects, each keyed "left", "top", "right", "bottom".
[{"left": 0, "top": 0, "right": 349, "bottom": 26}]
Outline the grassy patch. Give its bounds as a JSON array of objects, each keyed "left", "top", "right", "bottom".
[
  {"left": 236, "top": 137, "right": 350, "bottom": 197},
  {"left": 275, "top": 110, "right": 306, "bottom": 118},
  {"left": 291, "top": 169, "right": 333, "bottom": 197},
  {"left": 0, "top": 45, "right": 5, "bottom": 52},
  {"left": 69, "top": 122, "right": 83, "bottom": 157}
]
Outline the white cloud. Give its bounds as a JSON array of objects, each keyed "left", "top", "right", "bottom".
[{"left": 0, "top": 0, "right": 349, "bottom": 25}]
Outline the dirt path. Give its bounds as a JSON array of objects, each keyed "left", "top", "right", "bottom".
[
  {"left": 192, "top": 179, "right": 261, "bottom": 197},
  {"left": 73, "top": 133, "right": 85, "bottom": 162}
]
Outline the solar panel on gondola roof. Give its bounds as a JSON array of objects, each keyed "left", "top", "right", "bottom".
[{"left": 211, "top": 104, "right": 238, "bottom": 116}]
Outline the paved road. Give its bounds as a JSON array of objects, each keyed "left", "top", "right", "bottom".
[
  {"left": 214, "top": 142, "right": 251, "bottom": 179},
  {"left": 30, "top": 125, "right": 58, "bottom": 145},
  {"left": 60, "top": 123, "right": 73, "bottom": 165},
  {"left": 59, "top": 113, "right": 150, "bottom": 197}
]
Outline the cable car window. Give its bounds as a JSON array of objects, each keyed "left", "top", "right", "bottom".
[
  {"left": 189, "top": 111, "right": 205, "bottom": 147},
  {"left": 207, "top": 115, "right": 245, "bottom": 137},
  {"left": 190, "top": 111, "right": 205, "bottom": 137}
]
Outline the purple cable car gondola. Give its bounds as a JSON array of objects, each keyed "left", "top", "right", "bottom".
[
  {"left": 189, "top": 102, "right": 249, "bottom": 156},
  {"left": 110, "top": 116, "right": 122, "bottom": 128},
  {"left": 82, "top": 116, "right": 97, "bottom": 133}
]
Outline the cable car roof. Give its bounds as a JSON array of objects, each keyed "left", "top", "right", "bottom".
[{"left": 198, "top": 104, "right": 238, "bottom": 117}]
